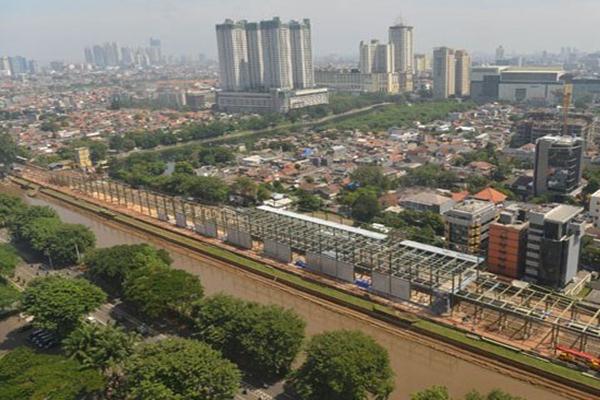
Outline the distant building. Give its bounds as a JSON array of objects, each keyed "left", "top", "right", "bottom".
[
  {"left": 533, "top": 136, "right": 584, "bottom": 197},
  {"left": 525, "top": 204, "right": 584, "bottom": 288},
  {"left": 413, "top": 54, "right": 430, "bottom": 75},
  {"left": 470, "top": 66, "right": 507, "bottom": 101},
  {"left": 495, "top": 45, "right": 505, "bottom": 63},
  {"left": 433, "top": 47, "right": 455, "bottom": 99},
  {"left": 359, "top": 40, "right": 394, "bottom": 74},
  {"left": 454, "top": 50, "right": 471, "bottom": 97},
  {"left": 498, "top": 67, "right": 565, "bottom": 104},
  {"left": 388, "top": 24, "right": 414, "bottom": 74},
  {"left": 444, "top": 199, "right": 498, "bottom": 254},
  {"left": 487, "top": 207, "right": 529, "bottom": 279},
  {"left": 591, "top": 189, "right": 600, "bottom": 229},
  {"left": 315, "top": 69, "right": 404, "bottom": 94},
  {"left": 75, "top": 147, "right": 92, "bottom": 169},
  {"left": 215, "top": 17, "right": 326, "bottom": 113}
]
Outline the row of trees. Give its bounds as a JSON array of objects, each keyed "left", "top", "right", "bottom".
[{"left": 1, "top": 195, "right": 96, "bottom": 266}]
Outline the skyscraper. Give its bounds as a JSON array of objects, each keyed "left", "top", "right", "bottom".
[
  {"left": 260, "top": 17, "right": 293, "bottom": 89},
  {"left": 289, "top": 19, "right": 314, "bottom": 89},
  {"left": 388, "top": 24, "right": 414, "bottom": 74},
  {"left": 216, "top": 19, "right": 250, "bottom": 91},
  {"left": 495, "top": 45, "right": 505, "bottom": 62},
  {"left": 84, "top": 47, "right": 94, "bottom": 65},
  {"left": 454, "top": 49, "right": 471, "bottom": 97},
  {"left": 359, "top": 40, "right": 394, "bottom": 74},
  {"left": 215, "top": 17, "right": 327, "bottom": 113},
  {"left": 149, "top": 38, "right": 162, "bottom": 65},
  {"left": 245, "top": 22, "right": 264, "bottom": 90},
  {"left": 433, "top": 47, "right": 455, "bottom": 99}
]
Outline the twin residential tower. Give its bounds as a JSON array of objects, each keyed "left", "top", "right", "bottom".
[{"left": 216, "top": 17, "right": 315, "bottom": 92}]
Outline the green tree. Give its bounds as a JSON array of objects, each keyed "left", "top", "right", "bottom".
[
  {"left": 0, "top": 131, "right": 18, "bottom": 173},
  {"left": 89, "top": 141, "right": 108, "bottom": 163},
  {"left": 123, "top": 265, "right": 203, "bottom": 319},
  {"left": 411, "top": 386, "right": 450, "bottom": 400},
  {"left": 63, "top": 322, "right": 138, "bottom": 371},
  {"left": 288, "top": 330, "right": 394, "bottom": 400},
  {"left": 0, "top": 193, "right": 25, "bottom": 226},
  {"left": 230, "top": 176, "right": 258, "bottom": 203},
  {"left": 7, "top": 205, "right": 58, "bottom": 241},
  {"left": 296, "top": 190, "right": 323, "bottom": 212},
  {"left": 193, "top": 294, "right": 306, "bottom": 380},
  {"left": 0, "top": 244, "right": 19, "bottom": 277},
  {"left": 124, "top": 338, "right": 241, "bottom": 400},
  {"left": 351, "top": 166, "right": 389, "bottom": 192},
  {"left": 0, "top": 347, "right": 105, "bottom": 400},
  {"left": 351, "top": 188, "right": 380, "bottom": 222},
  {"left": 175, "top": 161, "right": 195, "bottom": 174},
  {"left": 22, "top": 276, "right": 107, "bottom": 335},
  {"left": 85, "top": 244, "right": 171, "bottom": 289},
  {"left": 21, "top": 218, "right": 96, "bottom": 266}
]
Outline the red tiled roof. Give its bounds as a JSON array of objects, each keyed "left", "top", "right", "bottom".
[
  {"left": 451, "top": 190, "right": 469, "bottom": 202},
  {"left": 473, "top": 187, "right": 507, "bottom": 204}
]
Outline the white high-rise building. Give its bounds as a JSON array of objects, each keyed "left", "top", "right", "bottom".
[
  {"left": 433, "top": 47, "right": 456, "bottom": 99},
  {"left": 260, "top": 17, "right": 293, "bottom": 90},
  {"left": 388, "top": 24, "right": 414, "bottom": 73},
  {"left": 289, "top": 19, "right": 314, "bottom": 89},
  {"left": 359, "top": 40, "right": 394, "bottom": 74},
  {"left": 215, "top": 17, "right": 326, "bottom": 113},
  {"left": 245, "top": 22, "right": 264, "bottom": 90},
  {"left": 216, "top": 19, "right": 250, "bottom": 91}
]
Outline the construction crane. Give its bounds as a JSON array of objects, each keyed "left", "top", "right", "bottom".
[{"left": 562, "top": 78, "right": 573, "bottom": 135}]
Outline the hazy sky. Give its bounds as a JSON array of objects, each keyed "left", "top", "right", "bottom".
[{"left": 1, "top": 0, "right": 599, "bottom": 62}]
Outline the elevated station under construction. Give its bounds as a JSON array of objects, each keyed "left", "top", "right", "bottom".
[{"left": 21, "top": 167, "right": 600, "bottom": 366}]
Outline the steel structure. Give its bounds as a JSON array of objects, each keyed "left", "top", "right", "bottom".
[{"left": 21, "top": 167, "right": 600, "bottom": 354}]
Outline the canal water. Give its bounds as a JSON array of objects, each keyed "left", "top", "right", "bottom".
[{"left": 16, "top": 189, "right": 571, "bottom": 400}]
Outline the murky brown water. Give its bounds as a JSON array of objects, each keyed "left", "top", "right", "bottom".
[{"left": 14, "top": 188, "right": 573, "bottom": 400}]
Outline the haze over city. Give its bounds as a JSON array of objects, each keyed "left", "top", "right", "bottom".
[{"left": 1, "top": 0, "right": 599, "bottom": 62}]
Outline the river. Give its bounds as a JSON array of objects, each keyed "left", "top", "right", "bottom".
[{"left": 15, "top": 188, "right": 573, "bottom": 400}]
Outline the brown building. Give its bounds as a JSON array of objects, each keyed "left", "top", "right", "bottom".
[{"left": 487, "top": 209, "right": 529, "bottom": 279}]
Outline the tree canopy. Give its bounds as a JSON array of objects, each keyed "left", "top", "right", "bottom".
[
  {"left": 410, "top": 386, "right": 526, "bottom": 400},
  {"left": 63, "top": 322, "right": 138, "bottom": 371},
  {"left": 22, "top": 276, "right": 107, "bottom": 335},
  {"left": 0, "top": 243, "right": 20, "bottom": 277},
  {"left": 123, "top": 265, "right": 203, "bottom": 319},
  {"left": 0, "top": 193, "right": 25, "bottom": 226},
  {"left": 0, "top": 347, "right": 105, "bottom": 400},
  {"left": 85, "top": 243, "right": 171, "bottom": 288},
  {"left": 287, "top": 329, "right": 394, "bottom": 400},
  {"left": 193, "top": 294, "right": 306, "bottom": 380},
  {"left": 123, "top": 338, "right": 241, "bottom": 400},
  {"left": 350, "top": 188, "right": 381, "bottom": 223},
  {"left": 0, "top": 131, "right": 18, "bottom": 173}
]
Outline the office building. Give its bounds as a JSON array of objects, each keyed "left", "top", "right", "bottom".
[
  {"left": 470, "top": 66, "right": 508, "bottom": 101},
  {"left": 388, "top": 24, "right": 414, "bottom": 73},
  {"left": 591, "top": 189, "right": 600, "bottom": 229},
  {"left": 433, "top": 47, "right": 455, "bottom": 99},
  {"left": 525, "top": 204, "right": 584, "bottom": 288},
  {"left": 534, "top": 136, "right": 584, "bottom": 197},
  {"left": 359, "top": 40, "right": 394, "bottom": 74},
  {"left": 487, "top": 207, "right": 529, "bottom": 279},
  {"left": 315, "top": 69, "right": 401, "bottom": 94},
  {"left": 215, "top": 17, "right": 327, "bottom": 113},
  {"left": 454, "top": 50, "right": 471, "bottom": 97},
  {"left": 414, "top": 54, "right": 430, "bottom": 75},
  {"left": 444, "top": 199, "right": 498, "bottom": 254}
]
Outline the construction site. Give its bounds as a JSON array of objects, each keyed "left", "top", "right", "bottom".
[{"left": 19, "top": 166, "right": 600, "bottom": 377}]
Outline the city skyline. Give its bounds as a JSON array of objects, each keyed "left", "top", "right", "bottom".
[{"left": 1, "top": 0, "right": 600, "bottom": 63}]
